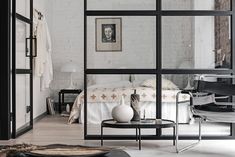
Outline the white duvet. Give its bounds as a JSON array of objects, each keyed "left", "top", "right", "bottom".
[{"left": 68, "top": 81, "right": 189, "bottom": 124}]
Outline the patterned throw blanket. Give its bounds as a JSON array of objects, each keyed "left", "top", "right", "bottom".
[
  {"left": 0, "top": 144, "right": 112, "bottom": 157},
  {"left": 68, "top": 86, "right": 189, "bottom": 123}
]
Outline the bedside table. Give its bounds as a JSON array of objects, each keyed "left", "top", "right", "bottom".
[{"left": 58, "top": 89, "right": 82, "bottom": 113}]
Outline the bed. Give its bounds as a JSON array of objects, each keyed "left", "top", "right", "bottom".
[{"left": 68, "top": 76, "right": 190, "bottom": 124}]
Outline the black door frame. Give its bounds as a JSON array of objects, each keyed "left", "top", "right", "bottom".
[
  {"left": 11, "top": 0, "right": 34, "bottom": 138},
  {"left": 0, "top": 0, "right": 11, "bottom": 140}
]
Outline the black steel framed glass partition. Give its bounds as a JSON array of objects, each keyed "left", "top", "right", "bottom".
[
  {"left": 84, "top": 0, "right": 235, "bottom": 140},
  {"left": 11, "top": 0, "right": 34, "bottom": 138}
]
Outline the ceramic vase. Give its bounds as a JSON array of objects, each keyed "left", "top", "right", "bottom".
[
  {"left": 66, "top": 104, "right": 70, "bottom": 113},
  {"left": 112, "top": 96, "right": 134, "bottom": 123}
]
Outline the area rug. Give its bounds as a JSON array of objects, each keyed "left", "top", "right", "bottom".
[{"left": 0, "top": 144, "right": 130, "bottom": 157}]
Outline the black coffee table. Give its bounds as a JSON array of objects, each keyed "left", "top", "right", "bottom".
[{"left": 101, "top": 119, "right": 176, "bottom": 150}]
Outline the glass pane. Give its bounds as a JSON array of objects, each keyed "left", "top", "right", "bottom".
[
  {"left": 87, "top": 16, "right": 156, "bottom": 69},
  {"left": 16, "top": 0, "right": 30, "bottom": 18},
  {"left": 162, "top": 16, "right": 231, "bottom": 69},
  {"left": 87, "top": 0, "right": 156, "bottom": 10},
  {"left": 161, "top": 74, "right": 230, "bottom": 136},
  {"left": 16, "top": 74, "right": 30, "bottom": 131},
  {"left": 16, "top": 19, "right": 30, "bottom": 69},
  {"left": 162, "top": 0, "right": 230, "bottom": 11},
  {"left": 86, "top": 74, "right": 156, "bottom": 135}
]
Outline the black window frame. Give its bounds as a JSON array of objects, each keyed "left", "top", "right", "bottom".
[{"left": 84, "top": 0, "right": 235, "bottom": 140}]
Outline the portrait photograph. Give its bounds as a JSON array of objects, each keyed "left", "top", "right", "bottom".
[
  {"left": 96, "top": 18, "right": 122, "bottom": 52},
  {"left": 102, "top": 24, "right": 116, "bottom": 43}
]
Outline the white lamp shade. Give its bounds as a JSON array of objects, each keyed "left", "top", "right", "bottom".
[{"left": 61, "top": 62, "right": 78, "bottom": 73}]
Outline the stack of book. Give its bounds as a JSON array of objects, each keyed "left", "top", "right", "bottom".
[{"left": 46, "top": 97, "right": 55, "bottom": 115}]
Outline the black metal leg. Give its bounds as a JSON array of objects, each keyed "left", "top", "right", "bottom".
[
  {"left": 101, "top": 126, "right": 103, "bottom": 146},
  {"left": 173, "top": 126, "right": 175, "bottom": 146},
  {"left": 139, "top": 128, "right": 141, "bottom": 150},
  {"left": 58, "top": 92, "right": 61, "bottom": 114},
  {"left": 136, "top": 128, "right": 138, "bottom": 141},
  {"left": 62, "top": 93, "right": 64, "bottom": 113}
]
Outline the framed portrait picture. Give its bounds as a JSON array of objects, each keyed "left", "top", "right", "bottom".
[{"left": 96, "top": 18, "right": 122, "bottom": 52}]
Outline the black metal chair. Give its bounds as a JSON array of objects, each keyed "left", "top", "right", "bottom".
[{"left": 176, "top": 75, "right": 235, "bottom": 153}]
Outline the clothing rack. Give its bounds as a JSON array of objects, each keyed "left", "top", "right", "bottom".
[{"left": 34, "top": 8, "right": 43, "bottom": 20}]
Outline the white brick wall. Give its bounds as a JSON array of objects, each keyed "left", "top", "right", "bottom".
[
  {"left": 33, "top": 0, "right": 52, "bottom": 118},
  {"left": 47, "top": 0, "right": 191, "bottom": 98},
  {"left": 47, "top": 0, "right": 216, "bottom": 98},
  {"left": 87, "top": 16, "right": 156, "bottom": 69},
  {"left": 48, "top": 0, "right": 84, "bottom": 100},
  {"left": 87, "top": 0, "right": 156, "bottom": 10}
]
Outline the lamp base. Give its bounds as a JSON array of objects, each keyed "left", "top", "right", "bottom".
[
  {"left": 184, "top": 75, "right": 194, "bottom": 90},
  {"left": 66, "top": 73, "right": 76, "bottom": 89}
]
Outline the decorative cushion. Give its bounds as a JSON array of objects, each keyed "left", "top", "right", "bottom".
[
  {"left": 141, "top": 78, "right": 179, "bottom": 90},
  {"left": 141, "top": 78, "right": 156, "bottom": 88},
  {"left": 162, "top": 78, "right": 179, "bottom": 90}
]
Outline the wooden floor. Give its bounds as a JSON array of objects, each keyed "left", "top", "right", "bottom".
[
  {"left": 0, "top": 116, "right": 84, "bottom": 145},
  {"left": 1, "top": 115, "right": 235, "bottom": 157}
]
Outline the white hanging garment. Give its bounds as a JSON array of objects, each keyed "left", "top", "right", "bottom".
[
  {"left": 41, "top": 18, "right": 53, "bottom": 90},
  {"left": 33, "top": 9, "right": 53, "bottom": 90}
]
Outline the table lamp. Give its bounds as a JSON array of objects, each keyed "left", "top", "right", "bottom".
[{"left": 61, "top": 61, "right": 78, "bottom": 89}]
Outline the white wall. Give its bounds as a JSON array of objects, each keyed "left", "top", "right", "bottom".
[
  {"left": 194, "top": 16, "right": 215, "bottom": 69},
  {"left": 162, "top": 0, "right": 216, "bottom": 70},
  {"left": 194, "top": 1, "right": 215, "bottom": 69},
  {"left": 47, "top": 0, "right": 218, "bottom": 97},
  {"left": 162, "top": 16, "right": 194, "bottom": 69},
  {"left": 163, "top": 0, "right": 216, "bottom": 10},
  {"left": 48, "top": 0, "right": 84, "bottom": 100},
  {"left": 162, "top": 0, "right": 193, "bottom": 10},
  {"left": 87, "top": 16, "right": 156, "bottom": 69},
  {"left": 48, "top": 0, "right": 156, "bottom": 101},
  {"left": 87, "top": 0, "right": 156, "bottom": 10},
  {"left": 33, "top": 0, "right": 52, "bottom": 118}
]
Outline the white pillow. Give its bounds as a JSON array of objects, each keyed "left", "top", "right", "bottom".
[
  {"left": 134, "top": 75, "right": 155, "bottom": 81},
  {"left": 162, "top": 78, "right": 179, "bottom": 90},
  {"left": 141, "top": 78, "right": 156, "bottom": 88},
  {"left": 141, "top": 78, "right": 178, "bottom": 90},
  {"left": 88, "top": 81, "right": 131, "bottom": 89}
]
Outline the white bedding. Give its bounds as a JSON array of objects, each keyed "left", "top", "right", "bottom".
[
  {"left": 80, "top": 101, "right": 190, "bottom": 124},
  {"left": 68, "top": 88, "right": 190, "bottom": 124},
  {"left": 68, "top": 79, "right": 190, "bottom": 124}
]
